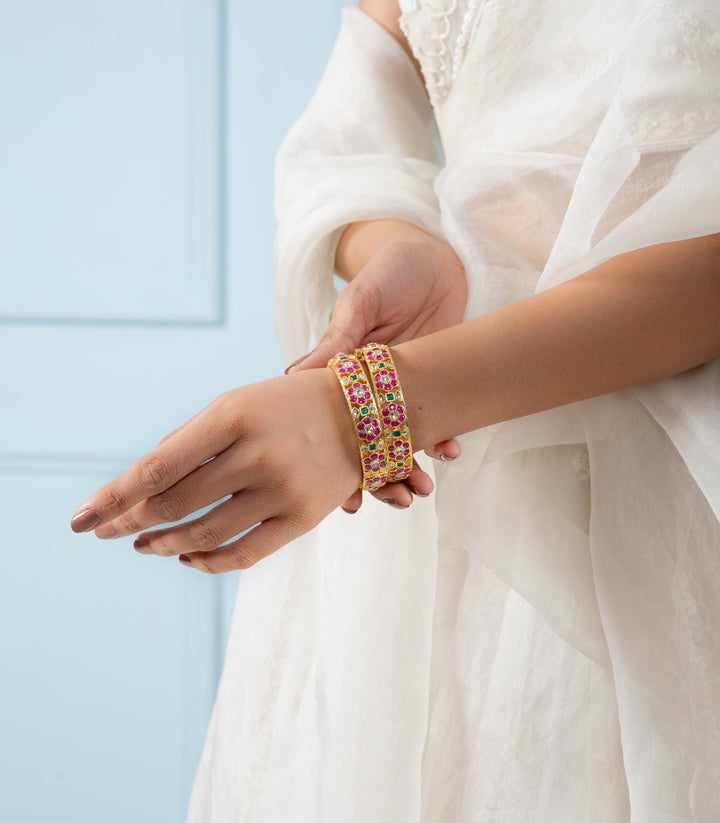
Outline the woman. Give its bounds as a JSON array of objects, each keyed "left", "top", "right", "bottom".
[{"left": 71, "top": 1, "right": 720, "bottom": 819}]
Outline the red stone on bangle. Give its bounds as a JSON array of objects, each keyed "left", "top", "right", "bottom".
[
  {"left": 327, "top": 351, "right": 389, "bottom": 491},
  {"left": 356, "top": 343, "right": 413, "bottom": 484}
]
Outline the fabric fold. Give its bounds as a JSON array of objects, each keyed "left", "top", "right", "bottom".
[
  {"left": 187, "top": 2, "right": 720, "bottom": 820},
  {"left": 273, "top": 4, "right": 444, "bottom": 359}
]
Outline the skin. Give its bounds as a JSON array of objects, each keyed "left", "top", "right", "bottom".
[
  {"left": 290, "top": 219, "right": 468, "bottom": 512},
  {"left": 74, "top": 369, "right": 363, "bottom": 570},
  {"left": 70, "top": 2, "right": 720, "bottom": 574}
]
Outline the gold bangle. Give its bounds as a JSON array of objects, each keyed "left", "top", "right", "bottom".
[
  {"left": 327, "top": 352, "right": 388, "bottom": 491},
  {"left": 356, "top": 343, "right": 413, "bottom": 483}
]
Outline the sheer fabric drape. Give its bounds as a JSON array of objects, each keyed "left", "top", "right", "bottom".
[{"left": 186, "top": 3, "right": 720, "bottom": 820}]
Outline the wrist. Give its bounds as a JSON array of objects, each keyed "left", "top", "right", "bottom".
[
  {"left": 389, "top": 328, "right": 477, "bottom": 453},
  {"left": 386, "top": 341, "right": 446, "bottom": 454},
  {"left": 334, "top": 218, "right": 446, "bottom": 282},
  {"left": 319, "top": 366, "right": 365, "bottom": 487}
]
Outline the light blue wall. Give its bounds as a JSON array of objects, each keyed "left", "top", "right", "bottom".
[{"left": 0, "top": 1, "right": 345, "bottom": 820}]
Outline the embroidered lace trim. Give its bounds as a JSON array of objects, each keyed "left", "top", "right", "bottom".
[{"left": 399, "top": 0, "right": 485, "bottom": 109}]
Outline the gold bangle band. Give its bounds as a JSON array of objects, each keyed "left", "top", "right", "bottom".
[
  {"left": 327, "top": 352, "right": 388, "bottom": 491},
  {"left": 356, "top": 343, "right": 413, "bottom": 483}
]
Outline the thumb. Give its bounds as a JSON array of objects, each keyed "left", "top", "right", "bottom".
[
  {"left": 287, "top": 284, "right": 376, "bottom": 372},
  {"left": 286, "top": 326, "right": 357, "bottom": 373}
]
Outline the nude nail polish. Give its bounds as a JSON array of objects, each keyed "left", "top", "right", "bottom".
[
  {"left": 70, "top": 509, "right": 101, "bottom": 533},
  {"left": 134, "top": 538, "right": 151, "bottom": 554}
]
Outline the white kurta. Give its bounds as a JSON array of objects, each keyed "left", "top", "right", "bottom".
[{"left": 186, "top": 3, "right": 720, "bottom": 821}]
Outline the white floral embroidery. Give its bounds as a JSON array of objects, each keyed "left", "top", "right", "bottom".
[
  {"left": 632, "top": 103, "right": 720, "bottom": 149},
  {"left": 399, "top": 0, "right": 486, "bottom": 108},
  {"left": 627, "top": 10, "right": 720, "bottom": 148},
  {"left": 660, "top": 14, "right": 720, "bottom": 67}
]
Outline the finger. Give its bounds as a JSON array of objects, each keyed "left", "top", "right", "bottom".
[
  {"left": 288, "top": 330, "right": 357, "bottom": 374},
  {"left": 70, "top": 395, "right": 240, "bottom": 533},
  {"left": 404, "top": 461, "right": 434, "bottom": 497},
  {"left": 424, "top": 438, "right": 462, "bottom": 462},
  {"left": 283, "top": 352, "right": 311, "bottom": 375},
  {"left": 369, "top": 456, "right": 434, "bottom": 508},
  {"left": 371, "top": 480, "right": 414, "bottom": 509},
  {"left": 133, "top": 487, "right": 270, "bottom": 558},
  {"left": 287, "top": 280, "right": 381, "bottom": 372},
  {"left": 178, "top": 515, "right": 303, "bottom": 574},
  {"left": 341, "top": 489, "right": 363, "bottom": 514},
  {"left": 94, "top": 443, "right": 246, "bottom": 539}
]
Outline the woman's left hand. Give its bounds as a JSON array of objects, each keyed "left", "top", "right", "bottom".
[
  {"left": 287, "top": 219, "right": 467, "bottom": 512},
  {"left": 69, "top": 368, "right": 365, "bottom": 574}
]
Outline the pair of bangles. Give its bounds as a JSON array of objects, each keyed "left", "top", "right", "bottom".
[{"left": 327, "top": 343, "right": 412, "bottom": 491}]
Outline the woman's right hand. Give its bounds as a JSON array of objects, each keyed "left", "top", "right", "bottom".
[
  {"left": 288, "top": 219, "right": 468, "bottom": 511},
  {"left": 71, "top": 368, "right": 366, "bottom": 574}
]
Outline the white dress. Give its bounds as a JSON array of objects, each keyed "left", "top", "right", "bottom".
[{"left": 185, "top": 2, "right": 720, "bottom": 821}]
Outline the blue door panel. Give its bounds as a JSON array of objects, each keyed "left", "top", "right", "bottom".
[{"left": 0, "top": 0, "right": 345, "bottom": 819}]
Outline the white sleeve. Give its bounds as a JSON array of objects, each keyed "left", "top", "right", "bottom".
[{"left": 273, "top": 4, "right": 443, "bottom": 362}]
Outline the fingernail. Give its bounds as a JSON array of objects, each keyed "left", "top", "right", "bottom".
[
  {"left": 284, "top": 352, "right": 310, "bottom": 375},
  {"left": 178, "top": 554, "right": 193, "bottom": 566},
  {"left": 71, "top": 508, "right": 101, "bottom": 533},
  {"left": 408, "top": 485, "right": 430, "bottom": 498},
  {"left": 382, "top": 498, "right": 409, "bottom": 509},
  {"left": 436, "top": 454, "right": 456, "bottom": 462},
  {"left": 134, "top": 537, "right": 151, "bottom": 554},
  {"left": 95, "top": 525, "right": 119, "bottom": 539},
  {"left": 341, "top": 506, "right": 359, "bottom": 514}
]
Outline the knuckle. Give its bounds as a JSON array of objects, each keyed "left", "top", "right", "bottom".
[
  {"left": 270, "top": 471, "right": 290, "bottom": 497},
  {"left": 270, "top": 474, "right": 301, "bottom": 507},
  {"left": 353, "top": 274, "right": 383, "bottom": 313},
  {"left": 285, "top": 506, "right": 318, "bottom": 535},
  {"left": 219, "top": 411, "right": 244, "bottom": 442},
  {"left": 139, "top": 454, "right": 175, "bottom": 491},
  {"left": 188, "top": 520, "right": 222, "bottom": 552},
  {"left": 226, "top": 546, "right": 261, "bottom": 571},
  {"left": 118, "top": 511, "right": 142, "bottom": 534},
  {"left": 153, "top": 534, "right": 176, "bottom": 558},
  {"left": 210, "top": 393, "right": 244, "bottom": 440},
  {"left": 192, "top": 554, "right": 216, "bottom": 575},
  {"left": 325, "top": 321, "right": 355, "bottom": 354},
  {"left": 384, "top": 238, "right": 420, "bottom": 267},
  {"left": 103, "top": 487, "right": 126, "bottom": 516},
  {"left": 153, "top": 488, "right": 189, "bottom": 523},
  {"left": 245, "top": 447, "right": 272, "bottom": 477}
]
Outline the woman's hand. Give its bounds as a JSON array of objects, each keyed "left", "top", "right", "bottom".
[
  {"left": 288, "top": 219, "right": 467, "bottom": 510},
  {"left": 69, "top": 369, "right": 363, "bottom": 574}
]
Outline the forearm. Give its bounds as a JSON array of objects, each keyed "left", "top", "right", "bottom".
[{"left": 393, "top": 234, "right": 720, "bottom": 451}]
